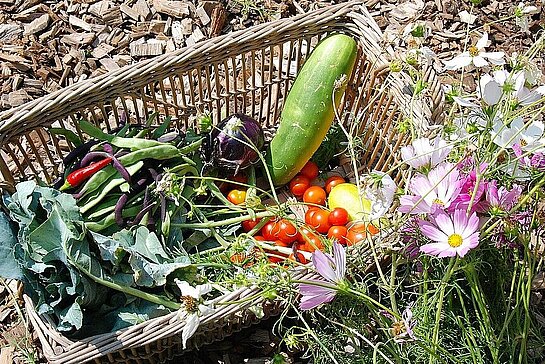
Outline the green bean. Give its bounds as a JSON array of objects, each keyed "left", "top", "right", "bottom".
[
  {"left": 178, "top": 138, "right": 203, "bottom": 154},
  {"left": 86, "top": 194, "right": 121, "bottom": 220},
  {"left": 85, "top": 205, "right": 142, "bottom": 232},
  {"left": 78, "top": 144, "right": 180, "bottom": 198},
  {"left": 168, "top": 163, "right": 198, "bottom": 176},
  {"left": 79, "top": 120, "right": 166, "bottom": 150},
  {"left": 80, "top": 161, "right": 144, "bottom": 213}
]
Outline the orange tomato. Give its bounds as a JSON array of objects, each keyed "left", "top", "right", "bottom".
[{"left": 227, "top": 189, "right": 246, "bottom": 205}]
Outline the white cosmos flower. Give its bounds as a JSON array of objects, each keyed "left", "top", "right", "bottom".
[
  {"left": 443, "top": 33, "right": 505, "bottom": 70},
  {"left": 492, "top": 117, "right": 544, "bottom": 150},
  {"left": 515, "top": 2, "right": 539, "bottom": 32},
  {"left": 479, "top": 70, "right": 545, "bottom": 106},
  {"left": 361, "top": 171, "right": 397, "bottom": 220},
  {"left": 401, "top": 136, "right": 452, "bottom": 171},
  {"left": 175, "top": 279, "right": 214, "bottom": 349}
]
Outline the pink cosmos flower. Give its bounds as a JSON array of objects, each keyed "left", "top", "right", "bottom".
[
  {"left": 513, "top": 143, "right": 545, "bottom": 171},
  {"left": 399, "top": 163, "right": 463, "bottom": 215},
  {"left": 418, "top": 209, "right": 480, "bottom": 258},
  {"left": 486, "top": 181, "right": 522, "bottom": 213},
  {"left": 299, "top": 242, "right": 346, "bottom": 310}
]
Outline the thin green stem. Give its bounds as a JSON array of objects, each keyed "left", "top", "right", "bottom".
[
  {"left": 172, "top": 210, "right": 276, "bottom": 228},
  {"left": 430, "top": 258, "right": 459, "bottom": 363}
]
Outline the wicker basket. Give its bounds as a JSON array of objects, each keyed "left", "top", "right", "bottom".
[{"left": 0, "top": 2, "right": 444, "bottom": 363}]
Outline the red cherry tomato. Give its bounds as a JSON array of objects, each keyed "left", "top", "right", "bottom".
[
  {"left": 325, "top": 175, "right": 346, "bottom": 194},
  {"left": 367, "top": 224, "right": 380, "bottom": 235},
  {"left": 345, "top": 222, "right": 375, "bottom": 246},
  {"left": 242, "top": 218, "right": 261, "bottom": 232},
  {"left": 296, "top": 228, "right": 324, "bottom": 252},
  {"left": 289, "top": 175, "right": 311, "bottom": 197},
  {"left": 261, "top": 220, "right": 280, "bottom": 241},
  {"left": 299, "top": 161, "right": 319, "bottom": 180},
  {"left": 253, "top": 235, "right": 265, "bottom": 241},
  {"left": 305, "top": 207, "right": 320, "bottom": 225},
  {"left": 227, "top": 189, "right": 246, "bottom": 205},
  {"left": 327, "top": 225, "right": 348, "bottom": 245},
  {"left": 288, "top": 252, "right": 308, "bottom": 264},
  {"left": 309, "top": 209, "right": 331, "bottom": 234},
  {"left": 303, "top": 186, "right": 327, "bottom": 206},
  {"left": 274, "top": 239, "right": 292, "bottom": 247},
  {"left": 276, "top": 219, "right": 298, "bottom": 245},
  {"left": 328, "top": 207, "right": 349, "bottom": 226}
]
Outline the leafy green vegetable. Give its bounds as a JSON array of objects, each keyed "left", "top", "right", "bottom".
[
  {"left": 0, "top": 211, "right": 22, "bottom": 280},
  {"left": 0, "top": 181, "right": 194, "bottom": 337}
]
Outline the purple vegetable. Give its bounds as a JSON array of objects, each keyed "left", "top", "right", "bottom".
[
  {"left": 81, "top": 150, "right": 131, "bottom": 183},
  {"left": 210, "top": 113, "right": 264, "bottom": 173},
  {"left": 115, "top": 194, "right": 129, "bottom": 226}
]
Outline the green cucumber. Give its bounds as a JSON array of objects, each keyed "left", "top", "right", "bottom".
[{"left": 265, "top": 34, "right": 358, "bottom": 186}]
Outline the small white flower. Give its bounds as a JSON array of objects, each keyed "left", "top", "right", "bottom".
[
  {"left": 401, "top": 136, "right": 452, "bottom": 170},
  {"left": 175, "top": 279, "right": 214, "bottom": 348},
  {"left": 478, "top": 70, "right": 526, "bottom": 106},
  {"left": 515, "top": 2, "right": 539, "bottom": 32},
  {"left": 491, "top": 117, "right": 544, "bottom": 150},
  {"left": 514, "top": 54, "right": 542, "bottom": 86},
  {"left": 361, "top": 171, "right": 397, "bottom": 220},
  {"left": 443, "top": 33, "right": 505, "bottom": 70}
]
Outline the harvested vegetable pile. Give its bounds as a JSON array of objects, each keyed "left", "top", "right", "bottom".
[{"left": 0, "top": 33, "right": 377, "bottom": 345}]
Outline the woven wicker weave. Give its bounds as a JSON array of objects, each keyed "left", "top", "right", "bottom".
[{"left": 0, "top": 2, "right": 443, "bottom": 363}]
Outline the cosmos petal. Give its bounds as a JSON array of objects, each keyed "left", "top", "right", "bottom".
[{"left": 312, "top": 249, "right": 336, "bottom": 282}]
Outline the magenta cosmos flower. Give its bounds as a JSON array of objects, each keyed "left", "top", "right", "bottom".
[
  {"left": 449, "top": 163, "right": 490, "bottom": 214},
  {"left": 299, "top": 242, "right": 346, "bottom": 310},
  {"left": 418, "top": 209, "right": 480, "bottom": 258},
  {"left": 399, "top": 163, "right": 462, "bottom": 215}
]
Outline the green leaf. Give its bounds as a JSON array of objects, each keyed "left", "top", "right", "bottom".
[
  {"left": 57, "top": 300, "right": 83, "bottom": 331},
  {"left": 49, "top": 128, "right": 82, "bottom": 147},
  {"left": 0, "top": 211, "right": 23, "bottom": 279}
]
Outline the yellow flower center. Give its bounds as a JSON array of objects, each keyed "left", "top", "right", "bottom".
[
  {"left": 469, "top": 45, "right": 479, "bottom": 57},
  {"left": 181, "top": 295, "right": 198, "bottom": 313},
  {"left": 520, "top": 139, "right": 528, "bottom": 147},
  {"left": 448, "top": 234, "right": 463, "bottom": 247},
  {"left": 433, "top": 199, "right": 444, "bottom": 205}
]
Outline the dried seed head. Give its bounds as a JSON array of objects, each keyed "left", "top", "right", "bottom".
[{"left": 181, "top": 295, "right": 198, "bottom": 313}]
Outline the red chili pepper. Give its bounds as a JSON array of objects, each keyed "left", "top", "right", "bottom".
[{"left": 60, "top": 157, "right": 112, "bottom": 191}]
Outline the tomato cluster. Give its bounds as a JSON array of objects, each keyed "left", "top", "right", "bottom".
[{"left": 234, "top": 161, "right": 379, "bottom": 265}]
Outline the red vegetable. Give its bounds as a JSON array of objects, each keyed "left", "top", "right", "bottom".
[{"left": 60, "top": 157, "right": 112, "bottom": 191}]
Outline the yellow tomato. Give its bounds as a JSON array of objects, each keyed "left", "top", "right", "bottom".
[{"left": 328, "top": 183, "right": 372, "bottom": 221}]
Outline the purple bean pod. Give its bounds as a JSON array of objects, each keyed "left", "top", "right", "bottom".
[
  {"left": 130, "top": 202, "right": 156, "bottom": 226},
  {"left": 148, "top": 168, "right": 158, "bottom": 181},
  {"left": 80, "top": 151, "right": 111, "bottom": 167},
  {"left": 62, "top": 140, "right": 98, "bottom": 168},
  {"left": 160, "top": 193, "right": 167, "bottom": 222},
  {"left": 102, "top": 143, "right": 114, "bottom": 155},
  {"left": 114, "top": 194, "right": 129, "bottom": 227},
  {"left": 111, "top": 156, "right": 131, "bottom": 183}
]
